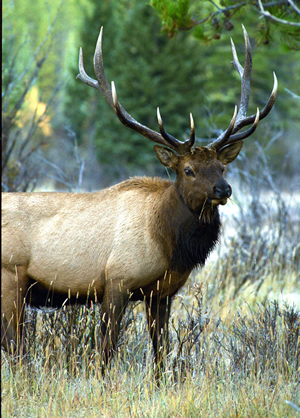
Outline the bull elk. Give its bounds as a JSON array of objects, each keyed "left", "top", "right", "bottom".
[{"left": 1, "top": 25, "right": 277, "bottom": 381}]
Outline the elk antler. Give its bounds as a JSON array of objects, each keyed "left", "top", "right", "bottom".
[
  {"left": 207, "top": 25, "right": 278, "bottom": 151},
  {"left": 77, "top": 26, "right": 277, "bottom": 156},
  {"left": 76, "top": 27, "right": 194, "bottom": 155}
]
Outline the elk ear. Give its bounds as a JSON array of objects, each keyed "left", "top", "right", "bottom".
[
  {"left": 217, "top": 141, "right": 243, "bottom": 164},
  {"left": 154, "top": 145, "right": 179, "bottom": 170}
]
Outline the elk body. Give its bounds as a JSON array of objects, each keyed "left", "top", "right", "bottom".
[{"left": 1, "top": 26, "right": 277, "bottom": 380}]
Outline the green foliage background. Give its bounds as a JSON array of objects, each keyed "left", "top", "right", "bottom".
[{"left": 2, "top": 0, "right": 300, "bottom": 187}]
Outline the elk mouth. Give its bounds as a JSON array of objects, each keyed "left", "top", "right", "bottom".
[
  {"left": 209, "top": 197, "right": 228, "bottom": 206},
  {"left": 198, "top": 196, "right": 227, "bottom": 224}
]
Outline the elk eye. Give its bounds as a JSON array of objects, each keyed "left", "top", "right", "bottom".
[{"left": 184, "top": 167, "right": 194, "bottom": 177}]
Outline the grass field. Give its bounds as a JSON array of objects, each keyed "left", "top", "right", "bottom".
[{"left": 2, "top": 181, "right": 299, "bottom": 417}]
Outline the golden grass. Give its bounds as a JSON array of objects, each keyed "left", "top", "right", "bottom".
[{"left": 2, "top": 345, "right": 298, "bottom": 417}]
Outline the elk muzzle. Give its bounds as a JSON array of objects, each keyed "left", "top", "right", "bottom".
[{"left": 212, "top": 179, "right": 232, "bottom": 205}]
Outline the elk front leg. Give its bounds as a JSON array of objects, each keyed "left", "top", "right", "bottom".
[
  {"left": 1, "top": 266, "right": 28, "bottom": 355},
  {"left": 145, "top": 295, "right": 172, "bottom": 383},
  {"left": 100, "top": 284, "right": 129, "bottom": 373}
]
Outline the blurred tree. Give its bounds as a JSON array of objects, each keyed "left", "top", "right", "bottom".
[
  {"left": 2, "top": 0, "right": 92, "bottom": 191},
  {"left": 2, "top": 1, "right": 63, "bottom": 191}
]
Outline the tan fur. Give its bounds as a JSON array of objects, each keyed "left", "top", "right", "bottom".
[{"left": 1, "top": 144, "right": 241, "bottom": 380}]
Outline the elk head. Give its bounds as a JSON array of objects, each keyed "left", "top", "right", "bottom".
[{"left": 77, "top": 25, "right": 277, "bottom": 218}]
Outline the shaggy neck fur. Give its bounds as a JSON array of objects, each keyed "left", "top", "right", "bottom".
[{"left": 170, "top": 205, "right": 221, "bottom": 274}]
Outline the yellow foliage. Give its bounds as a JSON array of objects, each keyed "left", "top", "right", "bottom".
[{"left": 16, "top": 86, "right": 53, "bottom": 137}]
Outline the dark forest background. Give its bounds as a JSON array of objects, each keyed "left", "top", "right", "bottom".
[{"left": 2, "top": 0, "right": 300, "bottom": 192}]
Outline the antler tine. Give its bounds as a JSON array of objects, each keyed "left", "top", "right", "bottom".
[
  {"left": 189, "top": 113, "right": 196, "bottom": 148},
  {"left": 157, "top": 108, "right": 180, "bottom": 149},
  {"left": 76, "top": 27, "right": 115, "bottom": 109},
  {"left": 257, "top": 71, "right": 277, "bottom": 120},
  {"left": 207, "top": 106, "right": 237, "bottom": 150},
  {"left": 156, "top": 108, "right": 195, "bottom": 154},
  {"left": 93, "top": 28, "right": 141, "bottom": 123},
  {"left": 77, "top": 26, "right": 195, "bottom": 155},
  {"left": 77, "top": 48, "right": 99, "bottom": 90},
  {"left": 92, "top": 27, "right": 116, "bottom": 111},
  {"left": 232, "top": 24, "right": 252, "bottom": 125},
  {"left": 225, "top": 107, "right": 260, "bottom": 144}
]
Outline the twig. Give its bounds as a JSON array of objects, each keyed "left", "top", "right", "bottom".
[
  {"left": 284, "top": 88, "right": 300, "bottom": 99},
  {"left": 262, "top": 0, "right": 292, "bottom": 7},
  {"left": 186, "top": 1, "right": 247, "bottom": 29},
  {"left": 287, "top": 0, "right": 300, "bottom": 15},
  {"left": 257, "top": 0, "right": 300, "bottom": 26},
  {"left": 210, "top": 1, "right": 247, "bottom": 19}
]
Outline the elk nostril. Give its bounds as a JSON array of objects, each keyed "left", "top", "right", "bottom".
[
  {"left": 213, "top": 184, "right": 232, "bottom": 199},
  {"left": 213, "top": 186, "right": 222, "bottom": 198},
  {"left": 226, "top": 185, "right": 232, "bottom": 198}
]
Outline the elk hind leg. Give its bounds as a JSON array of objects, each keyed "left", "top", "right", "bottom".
[
  {"left": 100, "top": 285, "right": 130, "bottom": 373},
  {"left": 1, "top": 266, "right": 28, "bottom": 356}
]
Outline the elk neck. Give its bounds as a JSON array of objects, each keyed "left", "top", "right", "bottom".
[{"left": 154, "top": 179, "right": 221, "bottom": 275}]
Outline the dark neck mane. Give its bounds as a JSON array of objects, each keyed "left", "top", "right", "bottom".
[{"left": 170, "top": 207, "right": 221, "bottom": 274}]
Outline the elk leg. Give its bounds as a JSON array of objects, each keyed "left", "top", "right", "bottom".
[
  {"left": 1, "top": 266, "right": 28, "bottom": 355},
  {"left": 145, "top": 295, "right": 172, "bottom": 383},
  {"left": 100, "top": 286, "right": 129, "bottom": 372}
]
